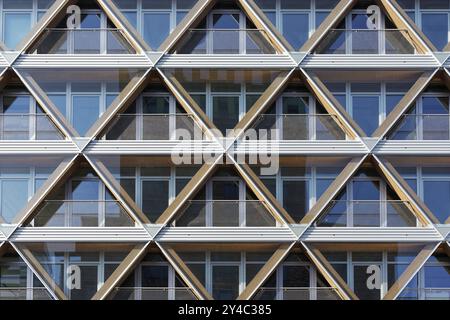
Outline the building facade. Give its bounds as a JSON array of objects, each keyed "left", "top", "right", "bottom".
[{"left": 0, "top": 0, "right": 447, "bottom": 300}]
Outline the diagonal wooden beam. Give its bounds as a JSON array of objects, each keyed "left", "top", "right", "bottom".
[
  {"left": 300, "top": 0, "right": 357, "bottom": 52},
  {"left": 13, "top": 68, "right": 79, "bottom": 138},
  {"left": 157, "top": 68, "right": 221, "bottom": 139},
  {"left": 301, "top": 242, "right": 357, "bottom": 300},
  {"left": 157, "top": 243, "right": 212, "bottom": 300},
  {"left": 229, "top": 156, "right": 295, "bottom": 225},
  {"left": 237, "top": 242, "right": 295, "bottom": 300},
  {"left": 299, "top": 69, "right": 366, "bottom": 139},
  {"left": 156, "top": 155, "right": 222, "bottom": 225},
  {"left": 373, "top": 155, "right": 440, "bottom": 225},
  {"left": 300, "top": 155, "right": 367, "bottom": 225},
  {"left": 13, "top": 244, "right": 68, "bottom": 300},
  {"left": 158, "top": 0, "right": 217, "bottom": 53},
  {"left": 84, "top": 154, "right": 150, "bottom": 224},
  {"left": 238, "top": 0, "right": 293, "bottom": 53},
  {"left": 373, "top": 70, "right": 438, "bottom": 138},
  {"left": 378, "top": 0, "right": 436, "bottom": 54},
  {"left": 85, "top": 69, "right": 151, "bottom": 139},
  {"left": 231, "top": 69, "right": 294, "bottom": 138},
  {"left": 13, "top": 155, "right": 79, "bottom": 226},
  {"left": 92, "top": 242, "right": 150, "bottom": 300},
  {"left": 383, "top": 242, "right": 439, "bottom": 300},
  {"left": 17, "top": 0, "right": 76, "bottom": 52},
  {"left": 97, "top": 0, "right": 151, "bottom": 53}
]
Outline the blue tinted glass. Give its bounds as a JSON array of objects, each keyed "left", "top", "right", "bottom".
[
  {"left": 176, "top": 12, "right": 187, "bottom": 24},
  {"left": 316, "top": 12, "right": 329, "bottom": 28},
  {"left": 353, "top": 181, "right": 380, "bottom": 200},
  {"left": 422, "top": 13, "right": 448, "bottom": 50},
  {"left": 3, "top": 96, "right": 29, "bottom": 113},
  {"left": 1, "top": 180, "right": 28, "bottom": 223},
  {"left": 48, "top": 95, "right": 66, "bottom": 117},
  {"left": 422, "top": 97, "right": 449, "bottom": 114},
  {"left": 352, "top": 96, "right": 380, "bottom": 135},
  {"left": 424, "top": 181, "right": 450, "bottom": 223},
  {"left": 4, "top": 13, "right": 31, "bottom": 48},
  {"left": 282, "top": 13, "right": 309, "bottom": 49},
  {"left": 80, "top": 14, "right": 101, "bottom": 28},
  {"left": 424, "top": 266, "right": 450, "bottom": 287},
  {"left": 72, "top": 96, "right": 99, "bottom": 135},
  {"left": 386, "top": 95, "right": 402, "bottom": 115},
  {"left": 143, "top": 13, "right": 170, "bottom": 49},
  {"left": 124, "top": 12, "right": 137, "bottom": 28},
  {"left": 264, "top": 11, "right": 276, "bottom": 26}
]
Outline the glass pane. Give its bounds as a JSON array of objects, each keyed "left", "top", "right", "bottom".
[
  {"left": 354, "top": 264, "right": 381, "bottom": 300},
  {"left": 282, "top": 14, "right": 309, "bottom": 49},
  {"left": 213, "top": 96, "right": 240, "bottom": 135},
  {"left": 143, "top": 13, "right": 170, "bottom": 49},
  {"left": 72, "top": 96, "right": 100, "bottom": 135},
  {"left": 212, "top": 265, "right": 239, "bottom": 299},
  {"left": 4, "top": 13, "right": 31, "bottom": 48},
  {"left": 352, "top": 96, "right": 380, "bottom": 136},
  {"left": 423, "top": 181, "right": 450, "bottom": 223},
  {"left": 422, "top": 13, "right": 448, "bottom": 50},
  {"left": 283, "top": 181, "right": 309, "bottom": 222},
  {"left": 1, "top": 180, "right": 28, "bottom": 223},
  {"left": 142, "top": 180, "right": 168, "bottom": 222}
]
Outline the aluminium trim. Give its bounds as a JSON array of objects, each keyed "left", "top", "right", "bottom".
[{"left": 0, "top": 141, "right": 78, "bottom": 154}]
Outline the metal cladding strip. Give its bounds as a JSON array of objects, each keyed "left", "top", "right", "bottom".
[
  {"left": 301, "top": 227, "right": 443, "bottom": 243},
  {"left": 230, "top": 69, "right": 295, "bottom": 139},
  {"left": 300, "top": 0, "right": 357, "bottom": 53},
  {"left": 156, "top": 67, "right": 221, "bottom": 140},
  {"left": 158, "top": 0, "right": 217, "bottom": 53},
  {"left": 15, "top": 0, "right": 75, "bottom": 53},
  {"left": 0, "top": 141, "right": 79, "bottom": 154},
  {"left": 10, "top": 227, "right": 151, "bottom": 242},
  {"left": 13, "top": 68, "right": 80, "bottom": 139},
  {"left": 373, "top": 141, "right": 450, "bottom": 155},
  {"left": 300, "top": 155, "right": 368, "bottom": 227},
  {"left": 378, "top": 0, "right": 437, "bottom": 54},
  {"left": 383, "top": 242, "right": 440, "bottom": 300},
  {"left": 97, "top": 0, "right": 151, "bottom": 53},
  {"left": 14, "top": 55, "right": 153, "bottom": 69},
  {"left": 11, "top": 154, "right": 79, "bottom": 228},
  {"left": 155, "top": 227, "right": 297, "bottom": 243},
  {"left": 85, "top": 68, "right": 152, "bottom": 139},
  {"left": 11, "top": 243, "right": 66, "bottom": 300},
  {"left": 238, "top": 0, "right": 293, "bottom": 54},
  {"left": 157, "top": 242, "right": 213, "bottom": 300},
  {"left": 373, "top": 155, "right": 441, "bottom": 225},
  {"left": 156, "top": 54, "right": 296, "bottom": 69},
  {"left": 372, "top": 69, "right": 438, "bottom": 139},
  {"left": 233, "top": 140, "right": 368, "bottom": 156},
  {"left": 155, "top": 154, "right": 223, "bottom": 226},
  {"left": 237, "top": 242, "right": 296, "bottom": 300},
  {"left": 301, "top": 55, "right": 439, "bottom": 69},
  {"left": 83, "top": 154, "right": 151, "bottom": 225},
  {"left": 227, "top": 154, "right": 296, "bottom": 225},
  {"left": 299, "top": 68, "right": 366, "bottom": 139},
  {"left": 84, "top": 141, "right": 223, "bottom": 156},
  {"left": 92, "top": 242, "right": 151, "bottom": 300},
  {"left": 300, "top": 242, "right": 356, "bottom": 300}
]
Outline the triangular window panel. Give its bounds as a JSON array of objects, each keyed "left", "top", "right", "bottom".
[
  {"left": 168, "top": 243, "right": 278, "bottom": 300},
  {"left": 27, "top": 0, "right": 136, "bottom": 54},
  {"left": 310, "top": 242, "right": 427, "bottom": 300},
  {"left": 386, "top": 156, "right": 450, "bottom": 224},
  {"left": 173, "top": 0, "right": 276, "bottom": 54},
  {"left": 314, "top": 0, "right": 417, "bottom": 54},
  {"left": 252, "top": 247, "right": 341, "bottom": 300},
  {"left": 248, "top": 74, "right": 346, "bottom": 140},
  {"left": 111, "top": 0, "right": 198, "bottom": 50},
  {"left": 166, "top": 69, "right": 286, "bottom": 135},
  {"left": 103, "top": 73, "right": 203, "bottom": 141},
  {"left": 397, "top": 245, "right": 450, "bottom": 300},
  {"left": 0, "top": 0, "right": 57, "bottom": 50},
  {"left": 316, "top": 163, "right": 419, "bottom": 227},
  {"left": 388, "top": 75, "right": 450, "bottom": 141},
  {"left": 21, "top": 68, "right": 147, "bottom": 136},
  {"left": 0, "top": 244, "right": 53, "bottom": 300},
  {"left": 255, "top": 0, "right": 339, "bottom": 50},
  {"left": 318, "top": 70, "right": 423, "bottom": 136},
  {"left": 28, "top": 159, "right": 135, "bottom": 227},
  {"left": 250, "top": 156, "right": 351, "bottom": 223},
  {"left": 109, "top": 248, "right": 197, "bottom": 300},
  {"left": 173, "top": 166, "right": 277, "bottom": 227},
  {"left": 0, "top": 155, "right": 69, "bottom": 225},
  {"left": 0, "top": 72, "right": 64, "bottom": 140},
  {"left": 15, "top": 242, "right": 137, "bottom": 300},
  {"left": 91, "top": 155, "right": 205, "bottom": 224}
]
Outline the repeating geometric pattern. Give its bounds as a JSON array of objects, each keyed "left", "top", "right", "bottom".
[{"left": 0, "top": 0, "right": 447, "bottom": 300}]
